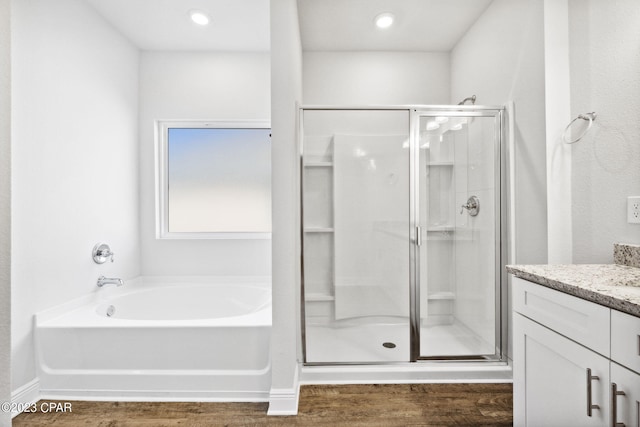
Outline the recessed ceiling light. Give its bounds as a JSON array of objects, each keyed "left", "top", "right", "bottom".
[
  {"left": 189, "top": 10, "right": 210, "bottom": 26},
  {"left": 374, "top": 12, "right": 395, "bottom": 29}
]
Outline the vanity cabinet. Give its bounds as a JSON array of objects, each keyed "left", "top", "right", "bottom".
[
  {"left": 514, "top": 313, "right": 610, "bottom": 426},
  {"left": 513, "top": 276, "right": 640, "bottom": 427},
  {"left": 610, "top": 309, "right": 640, "bottom": 427}
]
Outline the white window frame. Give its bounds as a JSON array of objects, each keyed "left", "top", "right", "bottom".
[{"left": 155, "top": 120, "right": 272, "bottom": 239}]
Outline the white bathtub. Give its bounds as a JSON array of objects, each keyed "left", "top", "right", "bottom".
[{"left": 35, "top": 277, "right": 272, "bottom": 401}]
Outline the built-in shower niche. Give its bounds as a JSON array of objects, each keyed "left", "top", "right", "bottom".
[
  {"left": 423, "top": 126, "right": 457, "bottom": 232},
  {"left": 420, "top": 124, "right": 459, "bottom": 329},
  {"left": 423, "top": 237, "right": 455, "bottom": 325},
  {"left": 302, "top": 135, "right": 335, "bottom": 324},
  {"left": 302, "top": 135, "right": 334, "bottom": 164},
  {"left": 302, "top": 164, "right": 333, "bottom": 230},
  {"left": 426, "top": 166, "right": 454, "bottom": 232},
  {"left": 301, "top": 134, "right": 334, "bottom": 231},
  {"left": 303, "top": 232, "right": 335, "bottom": 324}
]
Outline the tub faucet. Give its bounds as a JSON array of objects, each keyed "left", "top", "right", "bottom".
[{"left": 97, "top": 275, "right": 124, "bottom": 287}]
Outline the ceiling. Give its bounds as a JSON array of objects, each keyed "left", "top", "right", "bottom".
[
  {"left": 298, "top": 0, "right": 494, "bottom": 51},
  {"left": 86, "top": 0, "right": 270, "bottom": 51},
  {"left": 86, "top": 0, "right": 492, "bottom": 52}
]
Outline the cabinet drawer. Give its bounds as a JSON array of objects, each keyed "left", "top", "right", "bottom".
[
  {"left": 611, "top": 309, "right": 640, "bottom": 374},
  {"left": 512, "top": 277, "right": 610, "bottom": 357}
]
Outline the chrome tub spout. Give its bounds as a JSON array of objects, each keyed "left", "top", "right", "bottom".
[{"left": 97, "top": 276, "right": 124, "bottom": 287}]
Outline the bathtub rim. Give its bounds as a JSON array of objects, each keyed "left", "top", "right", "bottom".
[{"left": 36, "top": 275, "right": 272, "bottom": 328}]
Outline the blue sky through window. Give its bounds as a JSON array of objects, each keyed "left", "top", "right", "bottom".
[{"left": 167, "top": 127, "right": 271, "bottom": 233}]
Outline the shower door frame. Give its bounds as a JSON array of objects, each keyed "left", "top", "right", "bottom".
[
  {"left": 299, "top": 105, "right": 508, "bottom": 365},
  {"left": 410, "top": 106, "right": 507, "bottom": 363}
]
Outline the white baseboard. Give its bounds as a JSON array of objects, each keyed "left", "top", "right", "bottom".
[
  {"left": 11, "top": 378, "right": 40, "bottom": 419},
  {"left": 267, "top": 365, "right": 300, "bottom": 415},
  {"left": 39, "top": 389, "right": 269, "bottom": 402},
  {"left": 267, "top": 387, "right": 299, "bottom": 415}
]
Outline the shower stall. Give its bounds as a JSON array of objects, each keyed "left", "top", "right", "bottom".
[{"left": 300, "top": 106, "right": 507, "bottom": 364}]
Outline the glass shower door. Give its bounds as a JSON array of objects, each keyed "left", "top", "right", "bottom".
[
  {"left": 302, "top": 109, "right": 411, "bottom": 363},
  {"left": 416, "top": 110, "right": 502, "bottom": 359}
]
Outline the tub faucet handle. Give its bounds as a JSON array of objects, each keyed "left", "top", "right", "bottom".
[
  {"left": 100, "top": 249, "right": 114, "bottom": 262},
  {"left": 93, "top": 243, "right": 114, "bottom": 264}
]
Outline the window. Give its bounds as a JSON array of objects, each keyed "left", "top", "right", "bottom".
[{"left": 156, "top": 121, "right": 271, "bottom": 239}]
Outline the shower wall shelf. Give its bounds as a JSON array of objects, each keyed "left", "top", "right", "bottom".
[
  {"left": 427, "top": 161, "right": 454, "bottom": 166},
  {"left": 305, "top": 294, "right": 336, "bottom": 302},
  {"left": 304, "top": 161, "right": 333, "bottom": 167},
  {"left": 426, "top": 225, "right": 454, "bottom": 232},
  {"left": 427, "top": 291, "right": 455, "bottom": 300},
  {"left": 302, "top": 134, "right": 336, "bottom": 315},
  {"left": 304, "top": 227, "right": 334, "bottom": 233}
]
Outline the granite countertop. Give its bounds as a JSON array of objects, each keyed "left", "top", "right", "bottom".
[{"left": 506, "top": 263, "right": 640, "bottom": 318}]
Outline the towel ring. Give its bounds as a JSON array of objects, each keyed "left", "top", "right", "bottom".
[{"left": 562, "top": 112, "right": 597, "bottom": 144}]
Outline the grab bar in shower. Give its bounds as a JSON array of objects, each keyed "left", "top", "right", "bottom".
[{"left": 562, "top": 112, "right": 597, "bottom": 144}]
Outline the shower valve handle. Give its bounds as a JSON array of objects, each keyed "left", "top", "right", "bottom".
[
  {"left": 460, "top": 196, "right": 480, "bottom": 216},
  {"left": 92, "top": 243, "right": 115, "bottom": 264}
]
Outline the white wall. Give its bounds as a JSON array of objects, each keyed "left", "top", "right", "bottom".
[
  {"left": 0, "top": 0, "right": 11, "bottom": 424},
  {"left": 268, "top": 0, "right": 303, "bottom": 415},
  {"left": 451, "top": 0, "right": 547, "bottom": 265},
  {"left": 569, "top": 0, "right": 640, "bottom": 262},
  {"left": 543, "top": 0, "right": 573, "bottom": 263},
  {"left": 139, "top": 52, "right": 271, "bottom": 276},
  {"left": 303, "top": 52, "right": 450, "bottom": 105},
  {"left": 11, "top": 0, "right": 140, "bottom": 392}
]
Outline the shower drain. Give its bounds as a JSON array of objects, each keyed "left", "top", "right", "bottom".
[{"left": 382, "top": 342, "right": 396, "bottom": 349}]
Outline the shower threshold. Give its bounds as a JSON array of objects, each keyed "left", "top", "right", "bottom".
[{"left": 299, "top": 359, "right": 512, "bottom": 385}]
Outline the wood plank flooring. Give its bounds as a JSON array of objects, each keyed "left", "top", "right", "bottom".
[{"left": 13, "top": 383, "right": 513, "bottom": 426}]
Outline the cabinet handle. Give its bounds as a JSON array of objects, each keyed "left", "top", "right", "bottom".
[
  {"left": 610, "top": 382, "right": 626, "bottom": 427},
  {"left": 587, "top": 368, "right": 600, "bottom": 416}
]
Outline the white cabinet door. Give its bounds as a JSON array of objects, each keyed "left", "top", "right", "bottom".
[
  {"left": 514, "top": 313, "right": 610, "bottom": 427},
  {"left": 611, "top": 362, "right": 640, "bottom": 427},
  {"left": 611, "top": 309, "right": 640, "bottom": 375}
]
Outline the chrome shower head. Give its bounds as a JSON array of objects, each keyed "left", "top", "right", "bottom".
[{"left": 458, "top": 95, "right": 476, "bottom": 105}]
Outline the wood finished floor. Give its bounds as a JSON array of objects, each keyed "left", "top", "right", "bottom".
[{"left": 13, "top": 383, "right": 513, "bottom": 426}]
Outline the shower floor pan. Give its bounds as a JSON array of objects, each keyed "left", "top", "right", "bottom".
[{"left": 302, "top": 319, "right": 511, "bottom": 384}]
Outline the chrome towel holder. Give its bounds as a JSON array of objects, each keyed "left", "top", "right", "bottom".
[{"left": 562, "top": 112, "right": 597, "bottom": 144}]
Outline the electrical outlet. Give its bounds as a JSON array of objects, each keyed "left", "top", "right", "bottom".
[{"left": 628, "top": 196, "right": 640, "bottom": 224}]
